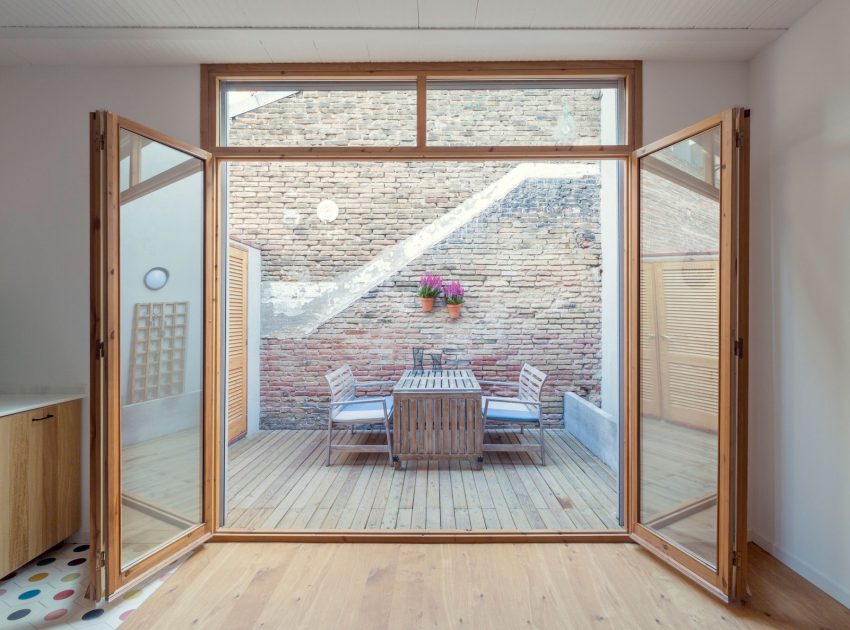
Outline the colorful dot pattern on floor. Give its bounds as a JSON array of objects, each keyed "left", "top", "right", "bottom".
[{"left": 0, "top": 543, "right": 175, "bottom": 629}]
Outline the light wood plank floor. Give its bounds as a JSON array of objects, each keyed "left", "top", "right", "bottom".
[
  {"left": 124, "top": 542, "right": 850, "bottom": 629},
  {"left": 225, "top": 428, "right": 620, "bottom": 530}
]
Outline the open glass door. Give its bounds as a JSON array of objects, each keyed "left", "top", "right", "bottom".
[
  {"left": 90, "top": 111, "right": 217, "bottom": 599},
  {"left": 628, "top": 109, "right": 749, "bottom": 601}
]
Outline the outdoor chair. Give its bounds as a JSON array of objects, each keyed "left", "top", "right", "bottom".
[
  {"left": 412, "top": 347, "right": 425, "bottom": 373},
  {"left": 324, "top": 364, "right": 395, "bottom": 466},
  {"left": 480, "top": 363, "right": 548, "bottom": 465}
]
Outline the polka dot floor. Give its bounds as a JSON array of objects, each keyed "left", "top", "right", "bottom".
[{"left": 0, "top": 543, "right": 173, "bottom": 629}]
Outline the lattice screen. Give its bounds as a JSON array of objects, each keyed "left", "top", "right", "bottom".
[{"left": 127, "top": 301, "right": 189, "bottom": 404}]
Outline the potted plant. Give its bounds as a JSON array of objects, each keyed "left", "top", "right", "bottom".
[
  {"left": 418, "top": 273, "right": 442, "bottom": 312},
  {"left": 443, "top": 280, "right": 464, "bottom": 319}
]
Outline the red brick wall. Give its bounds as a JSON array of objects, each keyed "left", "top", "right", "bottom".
[{"left": 254, "top": 177, "right": 603, "bottom": 428}]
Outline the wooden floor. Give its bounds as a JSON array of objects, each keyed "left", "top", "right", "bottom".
[
  {"left": 640, "top": 417, "right": 718, "bottom": 563},
  {"left": 124, "top": 542, "right": 850, "bottom": 629},
  {"left": 225, "top": 428, "right": 620, "bottom": 530}
]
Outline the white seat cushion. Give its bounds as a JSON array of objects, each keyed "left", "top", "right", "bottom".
[
  {"left": 332, "top": 396, "right": 394, "bottom": 423},
  {"left": 483, "top": 397, "right": 539, "bottom": 422}
]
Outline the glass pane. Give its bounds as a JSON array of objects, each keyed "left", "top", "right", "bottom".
[
  {"left": 222, "top": 81, "right": 417, "bottom": 146},
  {"left": 639, "top": 126, "right": 721, "bottom": 568},
  {"left": 427, "top": 80, "right": 622, "bottom": 146},
  {"left": 223, "top": 159, "right": 624, "bottom": 531},
  {"left": 118, "top": 128, "right": 205, "bottom": 568}
]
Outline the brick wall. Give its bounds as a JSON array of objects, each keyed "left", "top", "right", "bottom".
[
  {"left": 257, "top": 176, "right": 603, "bottom": 428},
  {"left": 227, "top": 161, "right": 515, "bottom": 280},
  {"left": 226, "top": 88, "right": 611, "bottom": 429},
  {"left": 228, "top": 86, "right": 605, "bottom": 147}
]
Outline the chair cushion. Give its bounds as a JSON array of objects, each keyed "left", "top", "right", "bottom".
[
  {"left": 333, "top": 396, "right": 394, "bottom": 422},
  {"left": 483, "top": 398, "right": 540, "bottom": 422}
]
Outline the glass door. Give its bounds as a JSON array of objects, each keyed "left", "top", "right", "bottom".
[
  {"left": 92, "top": 112, "right": 216, "bottom": 599},
  {"left": 628, "top": 109, "right": 748, "bottom": 601}
]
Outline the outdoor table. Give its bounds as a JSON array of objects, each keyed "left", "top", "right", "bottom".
[{"left": 392, "top": 369, "right": 483, "bottom": 469}]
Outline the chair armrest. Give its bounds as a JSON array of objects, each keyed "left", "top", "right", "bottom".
[
  {"left": 329, "top": 396, "right": 387, "bottom": 408},
  {"left": 354, "top": 381, "right": 396, "bottom": 388},
  {"left": 482, "top": 396, "right": 541, "bottom": 407},
  {"left": 478, "top": 380, "right": 519, "bottom": 387}
]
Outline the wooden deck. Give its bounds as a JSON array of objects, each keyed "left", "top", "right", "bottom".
[
  {"left": 117, "top": 419, "right": 716, "bottom": 539},
  {"left": 225, "top": 428, "right": 620, "bottom": 531}
]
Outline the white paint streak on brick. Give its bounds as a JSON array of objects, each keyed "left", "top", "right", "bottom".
[{"left": 261, "top": 162, "right": 598, "bottom": 338}]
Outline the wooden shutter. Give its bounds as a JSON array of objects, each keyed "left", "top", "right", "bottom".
[
  {"left": 639, "top": 264, "right": 662, "bottom": 418},
  {"left": 227, "top": 245, "right": 249, "bottom": 444},
  {"left": 655, "top": 260, "right": 719, "bottom": 432}
]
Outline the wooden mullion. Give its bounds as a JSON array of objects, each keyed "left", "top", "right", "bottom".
[
  {"left": 416, "top": 75, "right": 427, "bottom": 148},
  {"left": 211, "top": 145, "right": 632, "bottom": 161}
]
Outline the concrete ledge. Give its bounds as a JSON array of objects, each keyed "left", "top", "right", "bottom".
[{"left": 563, "top": 392, "right": 617, "bottom": 473}]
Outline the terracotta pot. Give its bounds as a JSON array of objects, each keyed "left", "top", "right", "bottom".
[
  {"left": 447, "top": 303, "right": 462, "bottom": 319},
  {"left": 420, "top": 297, "right": 435, "bottom": 312}
]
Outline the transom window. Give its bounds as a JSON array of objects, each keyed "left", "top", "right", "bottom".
[{"left": 205, "top": 63, "right": 638, "bottom": 152}]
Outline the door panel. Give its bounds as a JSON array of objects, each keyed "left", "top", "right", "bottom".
[
  {"left": 93, "top": 112, "right": 216, "bottom": 599},
  {"left": 227, "top": 244, "right": 249, "bottom": 444},
  {"left": 629, "top": 109, "right": 748, "bottom": 601}
]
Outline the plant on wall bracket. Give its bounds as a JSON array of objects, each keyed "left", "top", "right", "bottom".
[
  {"left": 443, "top": 280, "right": 464, "bottom": 319},
  {"left": 418, "top": 273, "right": 442, "bottom": 312}
]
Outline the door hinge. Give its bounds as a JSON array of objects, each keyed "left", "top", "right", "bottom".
[
  {"left": 732, "top": 550, "right": 739, "bottom": 567},
  {"left": 96, "top": 340, "right": 105, "bottom": 359},
  {"left": 97, "top": 550, "right": 106, "bottom": 567},
  {"left": 735, "top": 131, "right": 745, "bottom": 149},
  {"left": 734, "top": 337, "right": 744, "bottom": 359},
  {"left": 94, "top": 132, "right": 105, "bottom": 151}
]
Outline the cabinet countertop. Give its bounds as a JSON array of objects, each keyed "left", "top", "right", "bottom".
[{"left": 0, "top": 394, "right": 84, "bottom": 418}]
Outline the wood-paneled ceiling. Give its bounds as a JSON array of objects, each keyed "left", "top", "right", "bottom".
[{"left": 0, "top": 0, "right": 820, "bottom": 65}]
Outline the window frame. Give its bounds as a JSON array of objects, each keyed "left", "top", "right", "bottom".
[{"left": 201, "top": 61, "right": 641, "bottom": 159}]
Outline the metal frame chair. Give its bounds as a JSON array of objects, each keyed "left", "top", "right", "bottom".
[
  {"left": 480, "top": 363, "right": 548, "bottom": 465},
  {"left": 325, "top": 364, "right": 395, "bottom": 466}
]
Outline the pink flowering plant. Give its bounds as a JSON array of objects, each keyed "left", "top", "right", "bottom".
[
  {"left": 418, "top": 273, "right": 443, "bottom": 299},
  {"left": 443, "top": 280, "right": 465, "bottom": 305}
]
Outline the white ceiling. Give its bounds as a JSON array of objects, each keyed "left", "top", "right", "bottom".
[{"left": 0, "top": 0, "right": 820, "bottom": 65}]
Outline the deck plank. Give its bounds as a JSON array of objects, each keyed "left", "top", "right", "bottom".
[{"left": 225, "top": 429, "right": 621, "bottom": 531}]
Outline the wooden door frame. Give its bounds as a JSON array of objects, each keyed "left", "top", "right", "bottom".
[
  {"left": 625, "top": 109, "right": 750, "bottom": 601},
  {"left": 88, "top": 111, "right": 220, "bottom": 600},
  {"left": 202, "top": 60, "right": 641, "bottom": 543}
]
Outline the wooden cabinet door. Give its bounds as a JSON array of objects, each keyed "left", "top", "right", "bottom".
[
  {"left": 0, "top": 401, "right": 80, "bottom": 576},
  {"left": 46, "top": 401, "right": 82, "bottom": 548},
  {"left": 0, "top": 411, "right": 32, "bottom": 574},
  {"left": 227, "top": 244, "right": 249, "bottom": 444}
]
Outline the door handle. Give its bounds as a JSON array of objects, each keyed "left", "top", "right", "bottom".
[{"left": 31, "top": 413, "right": 54, "bottom": 422}]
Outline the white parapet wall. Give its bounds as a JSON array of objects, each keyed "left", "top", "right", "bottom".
[{"left": 563, "top": 392, "right": 618, "bottom": 474}]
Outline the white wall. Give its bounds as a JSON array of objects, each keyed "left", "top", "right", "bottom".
[
  {"left": 0, "top": 65, "right": 200, "bottom": 537},
  {"left": 643, "top": 61, "right": 749, "bottom": 143},
  {"left": 247, "top": 244, "right": 262, "bottom": 437},
  {"left": 748, "top": 0, "right": 850, "bottom": 607}
]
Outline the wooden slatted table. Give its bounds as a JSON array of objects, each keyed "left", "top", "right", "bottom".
[{"left": 392, "top": 369, "right": 483, "bottom": 469}]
